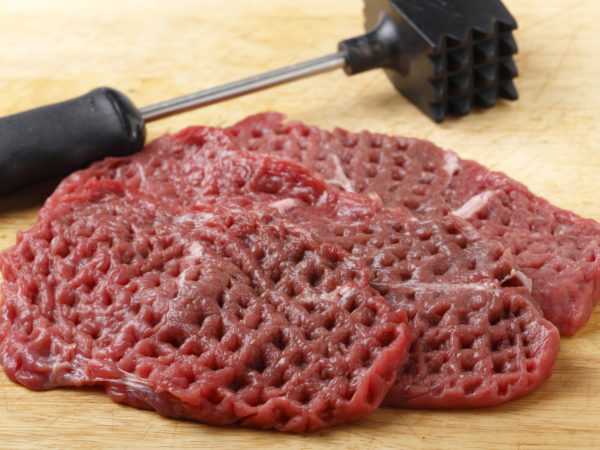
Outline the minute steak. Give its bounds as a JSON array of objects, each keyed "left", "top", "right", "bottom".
[
  {"left": 227, "top": 112, "right": 600, "bottom": 335},
  {"left": 48, "top": 126, "right": 560, "bottom": 408},
  {"left": 0, "top": 159, "right": 411, "bottom": 431}
]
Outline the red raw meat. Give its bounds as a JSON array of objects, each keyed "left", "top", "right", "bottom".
[
  {"left": 43, "top": 126, "right": 560, "bottom": 408},
  {"left": 227, "top": 112, "right": 600, "bottom": 335},
  {"left": 0, "top": 135, "right": 411, "bottom": 431}
]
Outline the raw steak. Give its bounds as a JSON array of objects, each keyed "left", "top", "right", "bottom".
[
  {"left": 0, "top": 157, "right": 411, "bottom": 431},
  {"left": 46, "top": 126, "right": 560, "bottom": 408},
  {"left": 227, "top": 112, "right": 600, "bottom": 335}
]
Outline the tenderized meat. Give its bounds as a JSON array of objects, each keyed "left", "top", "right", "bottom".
[
  {"left": 227, "top": 112, "right": 600, "bottom": 335},
  {"left": 38, "top": 126, "right": 560, "bottom": 409},
  {"left": 0, "top": 147, "right": 412, "bottom": 431}
]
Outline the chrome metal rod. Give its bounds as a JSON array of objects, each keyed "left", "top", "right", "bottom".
[{"left": 140, "top": 52, "right": 347, "bottom": 122}]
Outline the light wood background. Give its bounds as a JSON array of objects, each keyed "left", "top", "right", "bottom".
[{"left": 1, "top": 0, "right": 599, "bottom": 448}]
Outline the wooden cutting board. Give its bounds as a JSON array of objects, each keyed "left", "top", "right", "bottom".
[{"left": 1, "top": 0, "right": 599, "bottom": 447}]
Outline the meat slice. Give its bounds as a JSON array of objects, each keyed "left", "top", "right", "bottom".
[
  {"left": 0, "top": 177, "right": 410, "bottom": 432},
  {"left": 250, "top": 192, "right": 559, "bottom": 408},
  {"left": 227, "top": 112, "right": 600, "bottom": 335},
  {"left": 46, "top": 126, "right": 560, "bottom": 408}
]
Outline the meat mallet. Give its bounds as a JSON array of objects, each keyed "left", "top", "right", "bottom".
[{"left": 0, "top": 0, "right": 518, "bottom": 195}]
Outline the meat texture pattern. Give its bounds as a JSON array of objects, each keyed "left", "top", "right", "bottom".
[
  {"left": 0, "top": 130, "right": 413, "bottom": 431},
  {"left": 227, "top": 112, "right": 600, "bottom": 336},
  {"left": 9, "top": 125, "right": 562, "bottom": 411}
]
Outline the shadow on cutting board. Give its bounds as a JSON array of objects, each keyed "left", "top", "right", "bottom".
[{"left": 0, "top": 178, "right": 61, "bottom": 214}]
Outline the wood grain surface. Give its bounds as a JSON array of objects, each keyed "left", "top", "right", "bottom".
[{"left": 1, "top": 0, "right": 599, "bottom": 448}]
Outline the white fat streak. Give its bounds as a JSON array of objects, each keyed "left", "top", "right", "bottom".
[
  {"left": 52, "top": 358, "right": 90, "bottom": 386},
  {"left": 292, "top": 283, "right": 358, "bottom": 307},
  {"left": 316, "top": 191, "right": 329, "bottom": 207},
  {"left": 175, "top": 241, "right": 206, "bottom": 295},
  {"left": 502, "top": 269, "right": 533, "bottom": 293},
  {"left": 50, "top": 361, "right": 75, "bottom": 380},
  {"left": 93, "top": 368, "right": 152, "bottom": 391},
  {"left": 367, "top": 192, "right": 382, "bottom": 203},
  {"left": 451, "top": 190, "right": 497, "bottom": 219},
  {"left": 173, "top": 211, "right": 215, "bottom": 225},
  {"left": 371, "top": 280, "right": 499, "bottom": 292},
  {"left": 443, "top": 152, "right": 460, "bottom": 176},
  {"left": 371, "top": 271, "right": 532, "bottom": 296},
  {"left": 318, "top": 283, "right": 356, "bottom": 303},
  {"left": 44, "top": 342, "right": 86, "bottom": 386},
  {"left": 326, "top": 154, "right": 355, "bottom": 193},
  {"left": 269, "top": 198, "right": 301, "bottom": 215},
  {"left": 136, "top": 162, "right": 148, "bottom": 186},
  {"left": 187, "top": 241, "right": 204, "bottom": 259}
]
